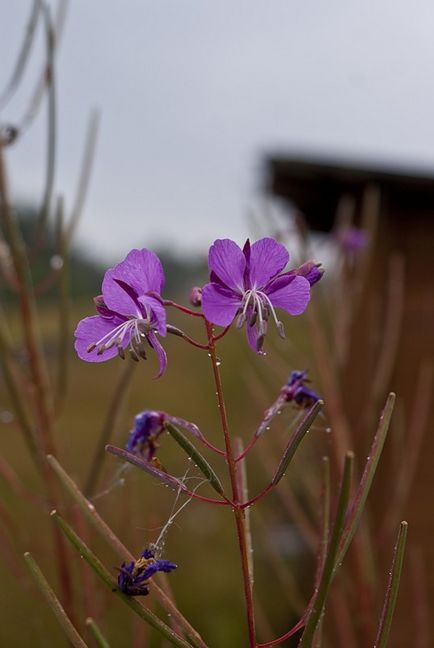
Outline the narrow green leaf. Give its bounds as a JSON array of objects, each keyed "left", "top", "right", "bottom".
[
  {"left": 47, "top": 455, "right": 207, "bottom": 648},
  {"left": 165, "top": 423, "right": 224, "bottom": 495},
  {"left": 299, "top": 452, "right": 354, "bottom": 647},
  {"left": 272, "top": 400, "right": 323, "bottom": 485},
  {"left": 85, "top": 617, "right": 110, "bottom": 648},
  {"left": 51, "top": 511, "right": 193, "bottom": 648},
  {"left": 24, "top": 552, "right": 88, "bottom": 648},
  {"left": 374, "top": 521, "right": 408, "bottom": 648},
  {"left": 336, "top": 392, "right": 395, "bottom": 566},
  {"left": 105, "top": 444, "right": 187, "bottom": 493}
]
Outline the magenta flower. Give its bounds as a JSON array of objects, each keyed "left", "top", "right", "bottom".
[
  {"left": 202, "top": 238, "right": 311, "bottom": 352},
  {"left": 74, "top": 249, "right": 168, "bottom": 376}
]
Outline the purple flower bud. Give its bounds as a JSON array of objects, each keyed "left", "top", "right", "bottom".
[
  {"left": 297, "top": 261, "right": 324, "bottom": 286},
  {"left": 117, "top": 546, "right": 177, "bottom": 597},
  {"left": 283, "top": 370, "right": 321, "bottom": 409},
  {"left": 126, "top": 411, "right": 166, "bottom": 460},
  {"left": 337, "top": 227, "right": 368, "bottom": 254},
  {"left": 189, "top": 286, "right": 202, "bottom": 307}
]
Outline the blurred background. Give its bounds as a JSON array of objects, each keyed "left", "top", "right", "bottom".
[{"left": 0, "top": 2, "right": 433, "bottom": 646}]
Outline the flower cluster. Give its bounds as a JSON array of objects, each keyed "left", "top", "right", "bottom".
[
  {"left": 74, "top": 237, "right": 323, "bottom": 363},
  {"left": 118, "top": 546, "right": 177, "bottom": 596},
  {"left": 126, "top": 410, "right": 166, "bottom": 460}
]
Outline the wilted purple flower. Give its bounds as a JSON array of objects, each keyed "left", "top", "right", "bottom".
[
  {"left": 297, "top": 261, "right": 324, "bottom": 286},
  {"left": 337, "top": 227, "right": 368, "bottom": 254},
  {"left": 126, "top": 410, "right": 166, "bottom": 460},
  {"left": 74, "top": 249, "right": 168, "bottom": 377},
  {"left": 117, "top": 546, "right": 177, "bottom": 596},
  {"left": 202, "top": 238, "right": 311, "bottom": 353},
  {"left": 284, "top": 370, "right": 320, "bottom": 408}
]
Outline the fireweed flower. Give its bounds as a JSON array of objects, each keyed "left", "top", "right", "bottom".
[
  {"left": 74, "top": 249, "right": 168, "bottom": 376},
  {"left": 126, "top": 410, "right": 166, "bottom": 460},
  {"left": 117, "top": 546, "right": 177, "bottom": 596},
  {"left": 284, "top": 370, "right": 320, "bottom": 408},
  {"left": 202, "top": 238, "right": 311, "bottom": 353},
  {"left": 337, "top": 227, "right": 368, "bottom": 254}
]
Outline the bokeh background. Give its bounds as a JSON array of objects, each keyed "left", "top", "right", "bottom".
[{"left": 1, "top": 2, "right": 433, "bottom": 647}]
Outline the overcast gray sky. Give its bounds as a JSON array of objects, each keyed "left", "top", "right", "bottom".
[{"left": 2, "top": 1, "right": 434, "bottom": 260}]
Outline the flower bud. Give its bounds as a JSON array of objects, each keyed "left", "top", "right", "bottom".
[
  {"left": 298, "top": 261, "right": 324, "bottom": 286},
  {"left": 189, "top": 286, "right": 202, "bottom": 307}
]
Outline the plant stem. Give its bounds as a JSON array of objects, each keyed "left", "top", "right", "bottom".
[
  {"left": 205, "top": 321, "right": 256, "bottom": 647},
  {"left": 24, "top": 552, "right": 88, "bottom": 648},
  {"left": 374, "top": 521, "right": 408, "bottom": 648},
  {"left": 52, "top": 511, "right": 193, "bottom": 648}
]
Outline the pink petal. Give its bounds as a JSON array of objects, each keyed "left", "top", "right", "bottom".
[
  {"left": 74, "top": 315, "right": 131, "bottom": 362},
  {"left": 248, "top": 238, "right": 289, "bottom": 289},
  {"left": 147, "top": 331, "right": 167, "bottom": 378},
  {"left": 202, "top": 283, "right": 241, "bottom": 326},
  {"left": 267, "top": 276, "right": 311, "bottom": 315},
  {"left": 138, "top": 295, "right": 167, "bottom": 337},
  {"left": 102, "top": 249, "right": 165, "bottom": 317},
  {"left": 208, "top": 239, "right": 245, "bottom": 292}
]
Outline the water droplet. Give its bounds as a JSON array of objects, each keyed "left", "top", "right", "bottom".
[
  {"left": 50, "top": 254, "right": 64, "bottom": 270},
  {"left": 0, "top": 410, "right": 13, "bottom": 424}
]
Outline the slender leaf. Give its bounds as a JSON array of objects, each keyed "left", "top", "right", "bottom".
[
  {"left": 85, "top": 618, "right": 110, "bottom": 648},
  {"left": 374, "top": 521, "right": 408, "bottom": 648},
  {"left": 51, "top": 511, "right": 193, "bottom": 648},
  {"left": 24, "top": 552, "right": 88, "bottom": 648},
  {"left": 47, "top": 455, "right": 207, "bottom": 648},
  {"left": 299, "top": 452, "right": 354, "bottom": 647},
  {"left": 106, "top": 444, "right": 187, "bottom": 492},
  {"left": 336, "top": 392, "right": 395, "bottom": 566},
  {"left": 272, "top": 400, "right": 323, "bottom": 485},
  {"left": 165, "top": 423, "right": 224, "bottom": 494}
]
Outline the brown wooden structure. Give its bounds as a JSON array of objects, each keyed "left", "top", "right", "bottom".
[{"left": 265, "top": 153, "right": 434, "bottom": 646}]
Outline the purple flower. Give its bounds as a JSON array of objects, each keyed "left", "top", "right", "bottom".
[
  {"left": 337, "top": 227, "right": 368, "bottom": 254},
  {"left": 117, "top": 546, "right": 177, "bottom": 597},
  {"left": 297, "top": 261, "right": 324, "bottom": 286},
  {"left": 284, "top": 370, "right": 320, "bottom": 408},
  {"left": 126, "top": 410, "right": 166, "bottom": 460},
  {"left": 201, "top": 238, "right": 311, "bottom": 353},
  {"left": 74, "top": 249, "right": 168, "bottom": 377}
]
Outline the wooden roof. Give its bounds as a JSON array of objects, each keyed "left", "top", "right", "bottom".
[{"left": 266, "top": 153, "right": 434, "bottom": 231}]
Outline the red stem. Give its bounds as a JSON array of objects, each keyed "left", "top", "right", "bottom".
[
  {"left": 235, "top": 433, "right": 259, "bottom": 462},
  {"left": 164, "top": 299, "right": 205, "bottom": 318},
  {"left": 256, "top": 617, "right": 305, "bottom": 647},
  {"left": 205, "top": 320, "right": 256, "bottom": 647},
  {"left": 240, "top": 483, "right": 274, "bottom": 509}
]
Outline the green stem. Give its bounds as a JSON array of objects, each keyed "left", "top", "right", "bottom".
[
  {"left": 24, "top": 552, "right": 88, "bottom": 648},
  {"left": 47, "top": 455, "right": 207, "bottom": 648},
  {"left": 85, "top": 618, "right": 111, "bottom": 648},
  {"left": 206, "top": 321, "right": 256, "bottom": 647},
  {"left": 299, "top": 452, "right": 354, "bottom": 647},
  {"left": 51, "top": 511, "right": 193, "bottom": 648},
  {"left": 374, "top": 521, "right": 408, "bottom": 648}
]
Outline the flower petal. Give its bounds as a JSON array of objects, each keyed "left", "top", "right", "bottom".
[
  {"left": 208, "top": 239, "right": 245, "bottom": 292},
  {"left": 248, "top": 238, "right": 289, "bottom": 289},
  {"left": 267, "top": 276, "right": 311, "bottom": 315},
  {"left": 147, "top": 331, "right": 167, "bottom": 378},
  {"left": 102, "top": 249, "right": 165, "bottom": 317},
  {"left": 202, "top": 283, "right": 241, "bottom": 326},
  {"left": 138, "top": 295, "right": 167, "bottom": 337},
  {"left": 246, "top": 321, "right": 260, "bottom": 353},
  {"left": 74, "top": 315, "right": 131, "bottom": 362}
]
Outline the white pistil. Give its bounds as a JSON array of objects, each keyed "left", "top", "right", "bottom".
[{"left": 238, "top": 289, "right": 285, "bottom": 340}]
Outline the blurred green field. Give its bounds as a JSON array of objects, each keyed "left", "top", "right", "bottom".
[{"left": 0, "top": 301, "right": 324, "bottom": 646}]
